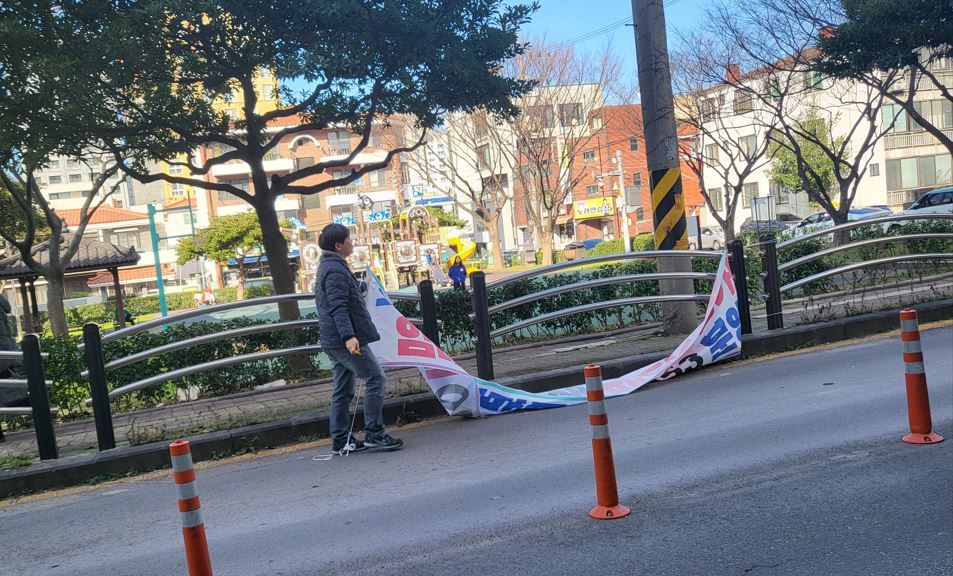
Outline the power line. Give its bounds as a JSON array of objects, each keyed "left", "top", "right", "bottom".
[{"left": 549, "top": 0, "right": 685, "bottom": 50}]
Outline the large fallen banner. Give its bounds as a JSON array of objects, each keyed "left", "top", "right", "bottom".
[{"left": 367, "top": 255, "right": 742, "bottom": 417}]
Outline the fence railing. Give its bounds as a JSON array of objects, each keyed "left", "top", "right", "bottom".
[
  {"left": 0, "top": 336, "right": 58, "bottom": 460},
  {"left": 760, "top": 214, "right": 953, "bottom": 329}
]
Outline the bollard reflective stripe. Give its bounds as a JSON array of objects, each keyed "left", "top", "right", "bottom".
[
  {"left": 583, "top": 364, "right": 630, "bottom": 520},
  {"left": 897, "top": 309, "right": 943, "bottom": 445},
  {"left": 169, "top": 439, "right": 214, "bottom": 576}
]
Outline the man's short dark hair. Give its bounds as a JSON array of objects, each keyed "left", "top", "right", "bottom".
[{"left": 319, "top": 223, "right": 350, "bottom": 251}]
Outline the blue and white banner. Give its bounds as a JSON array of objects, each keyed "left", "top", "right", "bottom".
[{"left": 367, "top": 255, "right": 742, "bottom": 416}]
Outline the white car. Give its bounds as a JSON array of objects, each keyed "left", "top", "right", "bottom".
[
  {"left": 794, "top": 207, "right": 893, "bottom": 235},
  {"left": 882, "top": 187, "right": 953, "bottom": 232},
  {"left": 688, "top": 226, "right": 725, "bottom": 250}
]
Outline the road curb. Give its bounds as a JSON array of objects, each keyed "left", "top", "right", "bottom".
[{"left": 2, "top": 299, "right": 951, "bottom": 499}]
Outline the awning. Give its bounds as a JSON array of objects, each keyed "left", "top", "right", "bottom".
[
  {"left": 86, "top": 265, "right": 176, "bottom": 288},
  {"left": 555, "top": 213, "right": 573, "bottom": 226}
]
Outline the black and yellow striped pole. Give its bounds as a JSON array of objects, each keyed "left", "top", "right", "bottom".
[
  {"left": 650, "top": 166, "right": 689, "bottom": 250},
  {"left": 633, "top": 0, "right": 696, "bottom": 333}
]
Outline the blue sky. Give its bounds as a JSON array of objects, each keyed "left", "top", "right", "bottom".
[{"left": 518, "top": 0, "right": 709, "bottom": 90}]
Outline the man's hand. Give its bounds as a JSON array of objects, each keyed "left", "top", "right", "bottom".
[{"left": 346, "top": 337, "right": 361, "bottom": 355}]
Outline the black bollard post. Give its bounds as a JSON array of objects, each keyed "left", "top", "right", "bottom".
[
  {"left": 470, "top": 272, "right": 494, "bottom": 381},
  {"left": 22, "top": 334, "right": 57, "bottom": 460},
  {"left": 418, "top": 280, "right": 440, "bottom": 347},
  {"left": 83, "top": 323, "right": 116, "bottom": 450},
  {"left": 759, "top": 235, "right": 784, "bottom": 330},
  {"left": 728, "top": 239, "right": 753, "bottom": 335}
]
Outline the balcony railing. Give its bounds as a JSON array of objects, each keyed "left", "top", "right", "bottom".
[{"left": 884, "top": 129, "right": 953, "bottom": 150}]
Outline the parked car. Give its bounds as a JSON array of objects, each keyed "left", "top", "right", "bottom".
[
  {"left": 688, "top": 226, "right": 725, "bottom": 250},
  {"left": 794, "top": 206, "right": 893, "bottom": 235},
  {"left": 739, "top": 212, "right": 801, "bottom": 235},
  {"left": 882, "top": 187, "right": 953, "bottom": 232},
  {"left": 563, "top": 238, "right": 604, "bottom": 260}
]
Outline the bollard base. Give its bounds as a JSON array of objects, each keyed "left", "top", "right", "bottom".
[
  {"left": 902, "top": 432, "right": 944, "bottom": 444},
  {"left": 589, "top": 504, "right": 631, "bottom": 520}
]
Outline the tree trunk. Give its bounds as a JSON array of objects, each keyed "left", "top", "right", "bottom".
[
  {"left": 537, "top": 222, "right": 553, "bottom": 265},
  {"left": 45, "top": 272, "right": 69, "bottom": 338},
  {"left": 487, "top": 214, "right": 505, "bottom": 270},
  {"left": 255, "top": 201, "right": 300, "bottom": 321},
  {"left": 237, "top": 263, "right": 247, "bottom": 301},
  {"left": 831, "top": 211, "right": 851, "bottom": 246}
]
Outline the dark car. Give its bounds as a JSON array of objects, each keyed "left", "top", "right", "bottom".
[{"left": 739, "top": 212, "right": 801, "bottom": 235}]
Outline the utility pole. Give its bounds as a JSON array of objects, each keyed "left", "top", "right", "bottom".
[
  {"left": 631, "top": 0, "right": 696, "bottom": 333},
  {"left": 613, "top": 150, "right": 631, "bottom": 252}
]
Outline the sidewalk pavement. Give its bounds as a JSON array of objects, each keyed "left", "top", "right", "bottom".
[{"left": 1, "top": 277, "right": 950, "bottom": 490}]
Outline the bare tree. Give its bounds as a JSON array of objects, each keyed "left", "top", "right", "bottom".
[
  {"left": 701, "top": 0, "right": 891, "bottom": 241},
  {"left": 404, "top": 112, "right": 513, "bottom": 269},
  {"left": 672, "top": 34, "right": 775, "bottom": 242},
  {"left": 0, "top": 151, "right": 125, "bottom": 336},
  {"left": 503, "top": 42, "right": 622, "bottom": 265}
]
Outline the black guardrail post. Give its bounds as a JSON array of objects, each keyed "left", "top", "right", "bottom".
[
  {"left": 418, "top": 280, "right": 440, "bottom": 347},
  {"left": 22, "top": 334, "right": 57, "bottom": 460},
  {"left": 83, "top": 323, "right": 116, "bottom": 450},
  {"left": 728, "top": 239, "right": 753, "bottom": 335},
  {"left": 760, "top": 234, "right": 784, "bottom": 330},
  {"left": 470, "top": 271, "right": 494, "bottom": 381}
]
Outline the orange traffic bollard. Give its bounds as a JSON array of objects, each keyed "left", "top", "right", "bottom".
[
  {"left": 169, "top": 439, "right": 214, "bottom": 575},
  {"left": 584, "top": 364, "right": 630, "bottom": 520},
  {"left": 899, "top": 309, "right": 943, "bottom": 445}
]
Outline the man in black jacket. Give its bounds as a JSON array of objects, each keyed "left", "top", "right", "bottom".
[{"left": 315, "top": 224, "right": 403, "bottom": 455}]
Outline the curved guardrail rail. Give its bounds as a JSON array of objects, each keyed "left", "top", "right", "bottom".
[
  {"left": 489, "top": 294, "right": 710, "bottom": 339},
  {"left": 486, "top": 249, "right": 722, "bottom": 290},
  {"left": 779, "top": 253, "right": 953, "bottom": 294},
  {"left": 777, "top": 213, "right": 953, "bottom": 249},
  {"left": 484, "top": 272, "right": 716, "bottom": 316},
  {"left": 777, "top": 234, "right": 953, "bottom": 273},
  {"left": 86, "top": 345, "right": 324, "bottom": 404}
]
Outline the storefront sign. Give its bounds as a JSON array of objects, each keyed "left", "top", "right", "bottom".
[{"left": 573, "top": 198, "right": 615, "bottom": 220}]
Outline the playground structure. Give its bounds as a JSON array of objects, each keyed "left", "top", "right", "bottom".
[{"left": 445, "top": 237, "right": 483, "bottom": 275}]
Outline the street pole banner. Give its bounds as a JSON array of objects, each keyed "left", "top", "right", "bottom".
[{"left": 367, "top": 255, "right": 742, "bottom": 416}]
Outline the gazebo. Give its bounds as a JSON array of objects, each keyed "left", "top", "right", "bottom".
[{"left": 0, "top": 234, "right": 140, "bottom": 331}]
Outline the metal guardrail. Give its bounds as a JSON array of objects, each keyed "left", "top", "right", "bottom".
[
  {"left": 489, "top": 294, "right": 710, "bottom": 339},
  {"left": 777, "top": 213, "right": 953, "bottom": 249},
  {"left": 80, "top": 319, "right": 321, "bottom": 378},
  {"left": 0, "top": 350, "right": 48, "bottom": 361},
  {"left": 778, "top": 234, "right": 953, "bottom": 273},
  {"left": 0, "top": 378, "right": 53, "bottom": 389},
  {"left": 485, "top": 272, "right": 716, "bottom": 316},
  {"left": 486, "top": 250, "right": 722, "bottom": 290},
  {"left": 88, "top": 344, "right": 324, "bottom": 404},
  {"left": 780, "top": 253, "right": 953, "bottom": 294},
  {"left": 0, "top": 407, "right": 59, "bottom": 416}
]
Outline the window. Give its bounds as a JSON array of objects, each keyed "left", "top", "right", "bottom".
[
  {"left": 368, "top": 169, "right": 387, "bottom": 187},
  {"left": 733, "top": 91, "right": 753, "bottom": 114},
  {"left": 803, "top": 71, "right": 823, "bottom": 91},
  {"left": 583, "top": 150, "right": 595, "bottom": 162},
  {"left": 302, "top": 193, "right": 320, "bottom": 210},
  {"left": 400, "top": 163, "right": 411, "bottom": 185},
  {"left": 741, "top": 182, "right": 759, "bottom": 208},
  {"left": 47, "top": 159, "right": 61, "bottom": 169},
  {"left": 700, "top": 96, "right": 723, "bottom": 121},
  {"left": 558, "top": 103, "right": 582, "bottom": 127},
  {"left": 224, "top": 109, "right": 239, "bottom": 121},
  {"left": 168, "top": 162, "right": 184, "bottom": 175},
  {"left": 943, "top": 100, "right": 953, "bottom": 129},
  {"left": 526, "top": 105, "right": 554, "bottom": 130},
  {"left": 68, "top": 173, "right": 83, "bottom": 183},
  {"left": 48, "top": 175, "right": 62, "bottom": 184},
  {"left": 261, "top": 84, "right": 275, "bottom": 100},
  {"left": 629, "top": 136, "right": 639, "bottom": 151},
  {"left": 296, "top": 156, "right": 315, "bottom": 170},
  {"left": 591, "top": 116, "right": 603, "bottom": 130},
  {"left": 635, "top": 207, "right": 645, "bottom": 222},
  {"left": 704, "top": 144, "right": 720, "bottom": 164},
  {"left": 67, "top": 158, "right": 82, "bottom": 167},
  {"left": 328, "top": 131, "right": 351, "bottom": 155},
  {"left": 869, "top": 163, "right": 880, "bottom": 177},
  {"left": 218, "top": 179, "right": 249, "bottom": 200},
  {"left": 633, "top": 173, "right": 642, "bottom": 187},
  {"left": 586, "top": 185, "right": 599, "bottom": 196},
  {"left": 115, "top": 230, "right": 141, "bottom": 251},
  {"left": 885, "top": 154, "right": 953, "bottom": 190},
  {"left": 49, "top": 192, "right": 71, "bottom": 200},
  {"left": 477, "top": 144, "right": 491, "bottom": 168},
  {"left": 739, "top": 135, "right": 758, "bottom": 159},
  {"left": 707, "top": 188, "right": 724, "bottom": 211},
  {"left": 171, "top": 182, "right": 186, "bottom": 197},
  {"left": 770, "top": 181, "right": 790, "bottom": 205},
  {"left": 259, "top": 68, "right": 272, "bottom": 79}
]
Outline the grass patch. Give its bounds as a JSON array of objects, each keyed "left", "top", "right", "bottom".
[{"left": 0, "top": 453, "right": 34, "bottom": 470}]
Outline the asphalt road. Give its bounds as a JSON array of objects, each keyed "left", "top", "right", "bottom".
[{"left": 2, "top": 327, "right": 951, "bottom": 576}]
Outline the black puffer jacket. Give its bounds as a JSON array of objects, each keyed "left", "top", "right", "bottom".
[{"left": 315, "top": 251, "right": 380, "bottom": 349}]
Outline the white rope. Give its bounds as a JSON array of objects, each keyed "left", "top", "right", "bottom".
[{"left": 313, "top": 377, "right": 365, "bottom": 462}]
